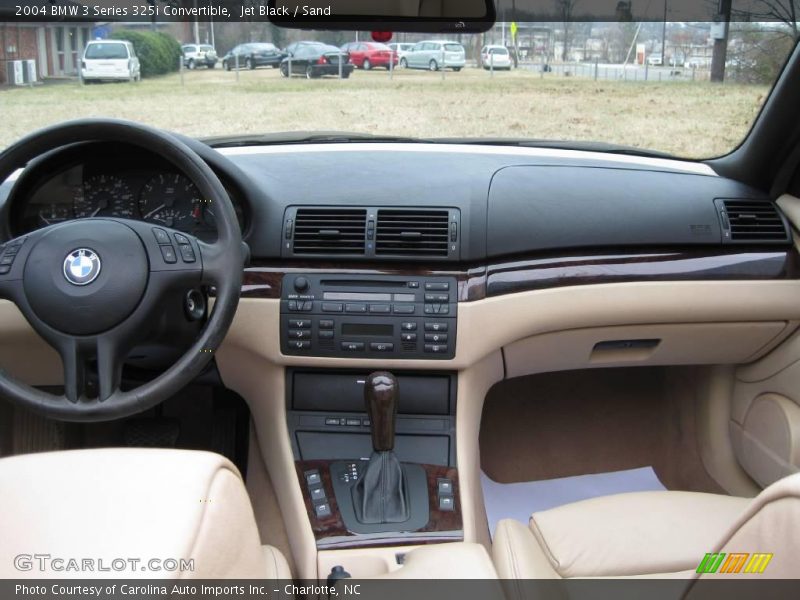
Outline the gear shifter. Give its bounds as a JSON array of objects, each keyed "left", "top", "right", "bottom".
[{"left": 352, "top": 372, "right": 409, "bottom": 524}]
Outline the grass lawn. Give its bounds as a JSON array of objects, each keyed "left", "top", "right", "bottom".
[{"left": 0, "top": 66, "right": 769, "bottom": 158}]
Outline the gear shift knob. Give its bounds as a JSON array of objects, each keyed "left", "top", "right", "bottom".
[{"left": 364, "top": 372, "right": 398, "bottom": 452}]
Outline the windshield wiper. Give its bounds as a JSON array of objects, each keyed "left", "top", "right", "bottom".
[{"left": 204, "top": 131, "right": 423, "bottom": 148}]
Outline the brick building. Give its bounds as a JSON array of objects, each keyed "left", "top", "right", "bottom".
[{"left": 1, "top": 23, "right": 96, "bottom": 83}]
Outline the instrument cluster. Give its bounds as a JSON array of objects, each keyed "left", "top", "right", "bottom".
[{"left": 14, "top": 157, "right": 245, "bottom": 241}]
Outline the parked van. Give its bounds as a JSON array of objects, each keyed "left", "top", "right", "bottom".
[
  {"left": 403, "top": 40, "right": 466, "bottom": 71},
  {"left": 82, "top": 40, "right": 141, "bottom": 83}
]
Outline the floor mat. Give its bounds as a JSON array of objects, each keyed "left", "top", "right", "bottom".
[{"left": 481, "top": 466, "right": 667, "bottom": 538}]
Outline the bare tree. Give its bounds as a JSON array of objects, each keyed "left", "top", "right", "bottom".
[
  {"left": 735, "top": 1, "right": 799, "bottom": 41},
  {"left": 555, "top": 0, "right": 580, "bottom": 61}
]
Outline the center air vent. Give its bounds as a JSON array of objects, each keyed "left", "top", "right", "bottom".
[
  {"left": 375, "top": 209, "right": 453, "bottom": 258},
  {"left": 716, "top": 199, "right": 790, "bottom": 244},
  {"left": 282, "top": 206, "right": 460, "bottom": 261},
  {"left": 291, "top": 208, "right": 367, "bottom": 255}
]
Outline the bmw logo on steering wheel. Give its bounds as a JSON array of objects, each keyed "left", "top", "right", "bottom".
[{"left": 63, "top": 248, "right": 101, "bottom": 286}]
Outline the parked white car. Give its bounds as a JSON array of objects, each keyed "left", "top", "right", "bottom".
[
  {"left": 388, "top": 42, "right": 415, "bottom": 67},
  {"left": 647, "top": 54, "right": 663, "bottom": 66},
  {"left": 481, "top": 45, "right": 513, "bottom": 70},
  {"left": 402, "top": 40, "right": 466, "bottom": 71},
  {"left": 82, "top": 40, "right": 140, "bottom": 82}
]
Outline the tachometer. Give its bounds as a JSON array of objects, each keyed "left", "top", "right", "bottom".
[
  {"left": 74, "top": 175, "right": 137, "bottom": 219},
  {"left": 138, "top": 173, "right": 203, "bottom": 230}
]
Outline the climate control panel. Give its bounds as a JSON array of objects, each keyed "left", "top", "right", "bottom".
[{"left": 280, "top": 275, "right": 457, "bottom": 360}]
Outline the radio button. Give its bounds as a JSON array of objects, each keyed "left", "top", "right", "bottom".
[
  {"left": 393, "top": 304, "right": 415, "bottom": 315},
  {"left": 425, "top": 344, "right": 448, "bottom": 354},
  {"left": 289, "top": 319, "right": 312, "bottom": 329},
  {"left": 408, "top": 281, "right": 420, "bottom": 289},
  {"left": 425, "top": 333, "right": 448, "bottom": 343},
  {"left": 319, "top": 320, "right": 335, "bottom": 329},
  {"left": 425, "top": 282, "right": 450, "bottom": 291},
  {"left": 301, "top": 301, "right": 313, "bottom": 312},
  {"left": 319, "top": 331, "right": 334, "bottom": 340},
  {"left": 341, "top": 342, "right": 365, "bottom": 352},
  {"left": 369, "top": 304, "right": 391, "bottom": 314},
  {"left": 401, "top": 322, "right": 417, "bottom": 331},
  {"left": 288, "top": 329, "right": 311, "bottom": 339},
  {"left": 345, "top": 303, "right": 367, "bottom": 313},
  {"left": 289, "top": 341, "right": 311, "bottom": 350},
  {"left": 425, "top": 322, "right": 448, "bottom": 332},
  {"left": 370, "top": 343, "right": 394, "bottom": 352},
  {"left": 322, "top": 303, "right": 344, "bottom": 313},
  {"left": 425, "top": 293, "right": 449, "bottom": 303},
  {"left": 401, "top": 333, "right": 417, "bottom": 343}
]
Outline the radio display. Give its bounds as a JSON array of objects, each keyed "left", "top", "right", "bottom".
[
  {"left": 341, "top": 323, "right": 394, "bottom": 337},
  {"left": 323, "top": 292, "right": 392, "bottom": 302}
]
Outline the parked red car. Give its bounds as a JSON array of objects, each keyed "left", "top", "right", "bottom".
[{"left": 340, "top": 42, "right": 398, "bottom": 70}]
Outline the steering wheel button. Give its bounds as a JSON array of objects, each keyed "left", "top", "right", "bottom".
[
  {"left": 174, "top": 233, "right": 190, "bottom": 245},
  {"left": 0, "top": 255, "right": 14, "bottom": 266},
  {"left": 160, "top": 245, "right": 178, "bottom": 264},
  {"left": 178, "top": 244, "right": 196, "bottom": 263},
  {"left": 0, "top": 265, "right": 10, "bottom": 275},
  {"left": 152, "top": 228, "right": 171, "bottom": 245}
]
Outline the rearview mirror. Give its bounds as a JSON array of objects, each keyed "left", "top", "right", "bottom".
[{"left": 268, "top": 0, "right": 496, "bottom": 33}]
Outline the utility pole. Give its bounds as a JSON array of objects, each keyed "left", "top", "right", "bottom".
[
  {"left": 710, "top": 0, "right": 732, "bottom": 82},
  {"left": 660, "top": 0, "right": 668, "bottom": 63}
]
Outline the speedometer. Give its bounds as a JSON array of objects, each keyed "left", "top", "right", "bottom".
[
  {"left": 74, "top": 175, "right": 137, "bottom": 219},
  {"left": 138, "top": 173, "right": 203, "bottom": 230}
]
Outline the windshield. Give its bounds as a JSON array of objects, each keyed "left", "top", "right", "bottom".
[
  {"left": 2, "top": 21, "right": 797, "bottom": 158},
  {"left": 84, "top": 43, "right": 128, "bottom": 60}
]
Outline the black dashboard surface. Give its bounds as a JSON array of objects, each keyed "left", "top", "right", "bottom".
[{"left": 0, "top": 140, "right": 778, "bottom": 260}]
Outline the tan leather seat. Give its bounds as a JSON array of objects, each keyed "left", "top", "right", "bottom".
[
  {"left": 0, "top": 448, "right": 291, "bottom": 579},
  {"left": 493, "top": 473, "right": 800, "bottom": 579}
]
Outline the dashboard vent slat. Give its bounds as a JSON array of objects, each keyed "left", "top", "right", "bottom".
[
  {"left": 292, "top": 208, "right": 367, "bottom": 255},
  {"left": 718, "top": 200, "right": 789, "bottom": 244},
  {"left": 376, "top": 209, "right": 451, "bottom": 257}
]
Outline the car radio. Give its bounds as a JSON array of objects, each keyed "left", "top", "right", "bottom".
[{"left": 280, "top": 275, "right": 457, "bottom": 360}]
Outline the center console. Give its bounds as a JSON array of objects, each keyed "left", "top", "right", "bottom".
[
  {"left": 287, "top": 368, "right": 461, "bottom": 550},
  {"left": 281, "top": 271, "right": 463, "bottom": 554}
]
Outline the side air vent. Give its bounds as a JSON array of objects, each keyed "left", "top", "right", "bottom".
[
  {"left": 291, "top": 208, "right": 367, "bottom": 255},
  {"left": 716, "top": 199, "right": 790, "bottom": 244},
  {"left": 375, "top": 209, "right": 453, "bottom": 258}
]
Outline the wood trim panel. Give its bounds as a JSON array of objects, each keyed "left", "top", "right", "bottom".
[
  {"left": 296, "top": 460, "right": 462, "bottom": 549},
  {"left": 485, "top": 249, "right": 800, "bottom": 297},
  {"left": 242, "top": 250, "right": 799, "bottom": 302}
]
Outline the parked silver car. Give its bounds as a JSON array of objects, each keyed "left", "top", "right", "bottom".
[
  {"left": 182, "top": 44, "right": 218, "bottom": 69},
  {"left": 388, "top": 42, "right": 415, "bottom": 67},
  {"left": 402, "top": 40, "right": 465, "bottom": 71}
]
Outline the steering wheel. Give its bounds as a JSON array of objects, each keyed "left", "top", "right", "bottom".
[{"left": 0, "top": 119, "right": 244, "bottom": 422}]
